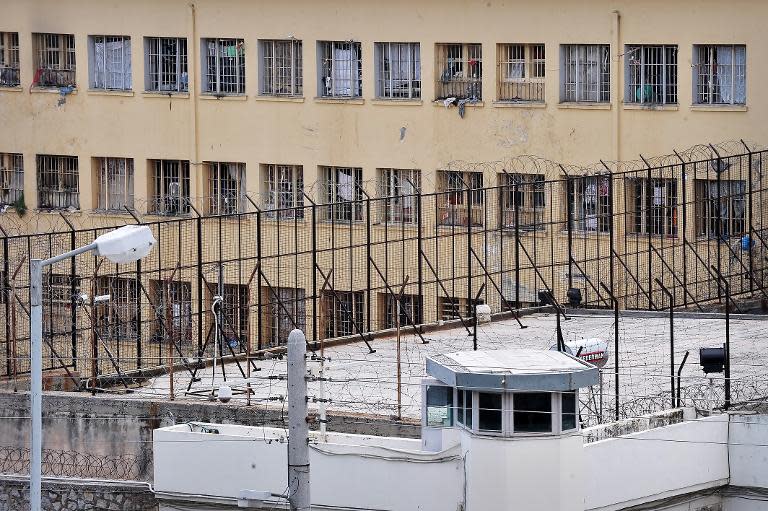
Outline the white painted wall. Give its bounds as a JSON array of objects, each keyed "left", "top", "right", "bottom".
[
  {"left": 729, "top": 414, "right": 768, "bottom": 489},
  {"left": 583, "top": 415, "right": 730, "bottom": 511}
]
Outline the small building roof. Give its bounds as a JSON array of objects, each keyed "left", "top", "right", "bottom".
[{"left": 426, "top": 349, "right": 599, "bottom": 391}]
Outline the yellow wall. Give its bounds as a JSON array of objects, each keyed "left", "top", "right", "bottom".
[{"left": 0, "top": 0, "right": 763, "bottom": 217}]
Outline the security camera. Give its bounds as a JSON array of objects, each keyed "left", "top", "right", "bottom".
[{"left": 75, "top": 293, "right": 89, "bottom": 305}]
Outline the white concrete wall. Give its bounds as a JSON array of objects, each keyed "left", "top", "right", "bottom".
[
  {"left": 583, "top": 415, "right": 730, "bottom": 511},
  {"left": 728, "top": 414, "right": 768, "bottom": 490},
  {"left": 154, "top": 425, "right": 464, "bottom": 511}
]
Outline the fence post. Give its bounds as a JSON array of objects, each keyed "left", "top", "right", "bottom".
[
  {"left": 311, "top": 202, "right": 318, "bottom": 345},
  {"left": 466, "top": 183, "right": 472, "bottom": 317},
  {"left": 136, "top": 258, "right": 142, "bottom": 371},
  {"left": 366, "top": 197, "right": 372, "bottom": 335},
  {"left": 256, "top": 210, "right": 263, "bottom": 350},
  {"left": 196, "top": 215, "right": 203, "bottom": 358},
  {"left": 2, "top": 233, "right": 10, "bottom": 377},
  {"left": 654, "top": 278, "right": 675, "bottom": 409},
  {"left": 514, "top": 180, "right": 521, "bottom": 309},
  {"left": 416, "top": 189, "right": 424, "bottom": 324},
  {"left": 742, "top": 141, "right": 755, "bottom": 296}
]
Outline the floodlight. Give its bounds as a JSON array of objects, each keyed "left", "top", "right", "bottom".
[{"left": 93, "top": 225, "right": 155, "bottom": 264}]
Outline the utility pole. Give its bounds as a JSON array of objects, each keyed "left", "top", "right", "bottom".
[{"left": 287, "top": 329, "right": 310, "bottom": 511}]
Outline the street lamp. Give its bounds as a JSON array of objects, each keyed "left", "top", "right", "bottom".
[{"left": 29, "top": 225, "right": 155, "bottom": 511}]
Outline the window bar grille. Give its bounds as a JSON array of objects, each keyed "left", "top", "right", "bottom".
[
  {"left": 322, "top": 166, "right": 363, "bottom": 222},
  {"left": 0, "top": 153, "right": 23, "bottom": 206},
  {"left": 379, "top": 168, "right": 419, "bottom": 223},
  {"left": 319, "top": 41, "right": 362, "bottom": 98},
  {"left": 376, "top": 42, "right": 420, "bottom": 99},
  {"left": 261, "top": 40, "right": 302, "bottom": 96},
  {"left": 207, "top": 162, "right": 244, "bottom": 215},
  {"left": 151, "top": 160, "right": 190, "bottom": 215},
  {"left": 203, "top": 38, "right": 245, "bottom": 94},
  {"left": 563, "top": 44, "right": 609, "bottom": 102},
  {"left": 36, "top": 155, "right": 79, "bottom": 210},
  {"left": 436, "top": 43, "right": 482, "bottom": 100},
  {"left": 92, "top": 36, "right": 131, "bottom": 90},
  {"left": 34, "top": 33, "right": 76, "bottom": 87},
  {"left": 498, "top": 44, "right": 544, "bottom": 102},
  {"left": 263, "top": 164, "right": 304, "bottom": 220},
  {"left": 147, "top": 37, "right": 188, "bottom": 92},
  {"left": 0, "top": 32, "right": 20, "bottom": 87},
  {"left": 97, "top": 157, "right": 134, "bottom": 211}
]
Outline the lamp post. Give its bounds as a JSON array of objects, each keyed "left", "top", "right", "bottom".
[{"left": 29, "top": 225, "right": 155, "bottom": 511}]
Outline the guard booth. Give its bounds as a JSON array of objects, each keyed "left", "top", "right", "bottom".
[{"left": 420, "top": 349, "right": 599, "bottom": 511}]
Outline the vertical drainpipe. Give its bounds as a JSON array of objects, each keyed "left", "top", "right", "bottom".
[
  {"left": 189, "top": 3, "right": 202, "bottom": 358},
  {"left": 612, "top": 10, "right": 621, "bottom": 162}
]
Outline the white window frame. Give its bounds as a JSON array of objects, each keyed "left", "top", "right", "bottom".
[
  {"left": 374, "top": 42, "right": 421, "bottom": 99},
  {"left": 95, "top": 157, "right": 134, "bottom": 211},
  {"left": 624, "top": 45, "right": 677, "bottom": 105},
  {"left": 693, "top": 44, "right": 746, "bottom": 105},
  {"left": 260, "top": 39, "right": 303, "bottom": 97},
  {"left": 145, "top": 37, "right": 188, "bottom": 93},
  {"left": 201, "top": 38, "right": 245, "bottom": 95},
  {"left": 317, "top": 41, "right": 362, "bottom": 98},
  {"left": 89, "top": 35, "right": 132, "bottom": 91},
  {"left": 561, "top": 44, "right": 610, "bottom": 103},
  {"left": 0, "top": 32, "right": 20, "bottom": 87}
]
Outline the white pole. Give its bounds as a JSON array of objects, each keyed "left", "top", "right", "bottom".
[
  {"left": 287, "top": 329, "right": 310, "bottom": 511},
  {"left": 29, "top": 259, "right": 43, "bottom": 511}
]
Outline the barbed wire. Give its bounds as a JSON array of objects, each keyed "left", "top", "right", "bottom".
[{"left": 0, "top": 446, "right": 143, "bottom": 481}]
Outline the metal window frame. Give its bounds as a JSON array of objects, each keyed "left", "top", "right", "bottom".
[
  {"left": 322, "top": 290, "right": 364, "bottom": 338},
  {"left": 145, "top": 37, "right": 188, "bottom": 92},
  {"left": 561, "top": 44, "right": 610, "bottom": 103},
  {"left": 150, "top": 159, "right": 190, "bottom": 215},
  {"left": 625, "top": 44, "right": 677, "bottom": 105},
  {"left": 435, "top": 42, "right": 482, "bottom": 100},
  {"left": 378, "top": 168, "right": 420, "bottom": 224},
  {"left": 260, "top": 39, "right": 303, "bottom": 96},
  {"left": 318, "top": 40, "right": 363, "bottom": 98},
  {"left": 375, "top": 42, "right": 421, "bottom": 99},
  {"left": 628, "top": 177, "right": 678, "bottom": 237},
  {"left": 206, "top": 161, "right": 245, "bottom": 214},
  {"left": 438, "top": 170, "right": 484, "bottom": 226},
  {"left": 34, "top": 33, "right": 76, "bottom": 87},
  {"left": 263, "top": 164, "right": 304, "bottom": 220},
  {"left": 0, "top": 152, "right": 23, "bottom": 206},
  {"left": 0, "top": 32, "right": 20, "bottom": 87},
  {"left": 202, "top": 38, "right": 245, "bottom": 95},
  {"left": 693, "top": 44, "right": 746, "bottom": 105},
  {"left": 265, "top": 286, "right": 306, "bottom": 347},
  {"left": 91, "top": 35, "right": 131, "bottom": 91},
  {"left": 497, "top": 43, "right": 545, "bottom": 102},
  {"left": 499, "top": 173, "right": 546, "bottom": 230},
  {"left": 568, "top": 175, "right": 610, "bottom": 233},
  {"left": 95, "top": 276, "right": 139, "bottom": 342},
  {"left": 36, "top": 154, "right": 79, "bottom": 210},
  {"left": 694, "top": 178, "right": 747, "bottom": 238},
  {"left": 321, "top": 165, "right": 363, "bottom": 222}
]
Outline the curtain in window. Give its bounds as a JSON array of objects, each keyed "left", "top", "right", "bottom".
[
  {"left": 333, "top": 47, "right": 360, "bottom": 96},
  {"left": 716, "top": 46, "right": 733, "bottom": 104},
  {"left": 337, "top": 169, "right": 354, "bottom": 201},
  {"left": 734, "top": 46, "right": 746, "bottom": 104}
]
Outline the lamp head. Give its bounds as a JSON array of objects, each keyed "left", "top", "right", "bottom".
[{"left": 93, "top": 225, "right": 155, "bottom": 264}]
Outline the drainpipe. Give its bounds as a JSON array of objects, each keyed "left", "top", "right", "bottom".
[
  {"left": 189, "top": 3, "right": 201, "bottom": 200},
  {"left": 612, "top": 10, "right": 621, "bottom": 161}
]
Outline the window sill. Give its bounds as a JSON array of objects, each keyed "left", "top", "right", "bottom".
[
  {"left": 0, "top": 86, "right": 23, "bottom": 93},
  {"left": 31, "top": 87, "right": 78, "bottom": 94},
  {"left": 557, "top": 102, "right": 610, "bottom": 110},
  {"left": 141, "top": 91, "right": 190, "bottom": 99},
  {"left": 493, "top": 101, "right": 546, "bottom": 109},
  {"left": 433, "top": 100, "right": 484, "bottom": 107},
  {"left": 199, "top": 93, "right": 247, "bottom": 101},
  {"left": 88, "top": 89, "right": 134, "bottom": 97},
  {"left": 622, "top": 103, "right": 678, "bottom": 111},
  {"left": 36, "top": 208, "right": 81, "bottom": 214},
  {"left": 371, "top": 98, "right": 423, "bottom": 106},
  {"left": 314, "top": 97, "right": 364, "bottom": 105},
  {"left": 690, "top": 104, "right": 747, "bottom": 112},
  {"left": 255, "top": 95, "right": 305, "bottom": 103}
]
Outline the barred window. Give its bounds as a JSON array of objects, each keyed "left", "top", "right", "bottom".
[
  {"left": 207, "top": 283, "right": 249, "bottom": 351},
  {"left": 151, "top": 280, "right": 192, "bottom": 351},
  {"left": 95, "top": 277, "right": 139, "bottom": 343},
  {"left": 378, "top": 168, "right": 420, "bottom": 224},
  {"left": 695, "top": 180, "right": 746, "bottom": 238},
  {"left": 318, "top": 41, "right": 362, "bottom": 98},
  {"left": 382, "top": 293, "right": 422, "bottom": 329},
  {"left": 264, "top": 287, "right": 306, "bottom": 347},
  {"left": 693, "top": 45, "right": 746, "bottom": 105},
  {"left": 33, "top": 33, "right": 76, "bottom": 88},
  {"left": 567, "top": 175, "right": 610, "bottom": 233},
  {"left": 43, "top": 273, "right": 79, "bottom": 343},
  {"left": 322, "top": 290, "right": 364, "bottom": 339},
  {"left": 202, "top": 38, "right": 245, "bottom": 95},
  {"left": 145, "top": 37, "right": 188, "bottom": 92},
  {"left": 561, "top": 44, "right": 610, "bottom": 103},
  {"left": 437, "top": 170, "right": 483, "bottom": 227},
  {"left": 375, "top": 42, "right": 421, "bottom": 99},
  {"left": 625, "top": 45, "right": 677, "bottom": 105},
  {"left": 0, "top": 153, "right": 23, "bottom": 207},
  {"left": 435, "top": 43, "right": 482, "bottom": 100},
  {"left": 205, "top": 161, "right": 245, "bottom": 215},
  {"left": 90, "top": 36, "right": 132, "bottom": 90},
  {"left": 626, "top": 178, "right": 678, "bottom": 237},
  {"left": 0, "top": 32, "right": 20, "bottom": 87},
  {"left": 438, "top": 296, "right": 475, "bottom": 320},
  {"left": 262, "top": 164, "right": 304, "bottom": 220},
  {"left": 95, "top": 157, "right": 134, "bottom": 211},
  {"left": 36, "top": 155, "right": 79, "bottom": 210},
  {"left": 499, "top": 173, "right": 545, "bottom": 231},
  {"left": 150, "top": 160, "right": 190, "bottom": 215},
  {"left": 497, "top": 44, "right": 544, "bottom": 102},
  {"left": 260, "top": 39, "right": 302, "bottom": 96},
  {"left": 320, "top": 166, "right": 363, "bottom": 222}
]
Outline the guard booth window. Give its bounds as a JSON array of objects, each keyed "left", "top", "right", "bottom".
[
  {"left": 426, "top": 385, "right": 453, "bottom": 427},
  {"left": 513, "top": 392, "right": 552, "bottom": 433},
  {"left": 478, "top": 392, "right": 502, "bottom": 432}
]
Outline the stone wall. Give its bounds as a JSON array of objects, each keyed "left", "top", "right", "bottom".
[{"left": 0, "top": 476, "right": 157, "bottom": 511}]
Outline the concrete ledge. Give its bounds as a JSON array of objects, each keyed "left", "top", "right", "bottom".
[{"left": 254, "top": 95, "right": 304, "bottom": 103}]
